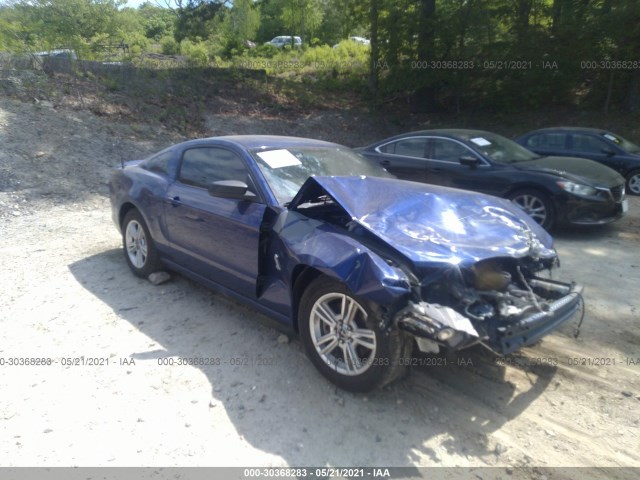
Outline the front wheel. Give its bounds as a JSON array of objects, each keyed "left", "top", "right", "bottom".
[
  {"left": 122, "top": 209, "right": 162, "bottom": 278},
  {"left": 508, "top": 189, "right": 556, "bottom": 231},
  {"left": 298, "top": 276, "right": 407, "bottom": 392},
  {"left": 626, "top": 169, "right": 640, "bottom": 195}
]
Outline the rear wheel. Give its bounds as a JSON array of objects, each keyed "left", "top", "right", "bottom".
[
  {"left": 299, "top": 276, "right": 407, "bottom": 392},
  {"left": 122, "top": 209, "right": 161, "bottom": 278},
  {"left": 626, "top": 169, "right": 640, "bottom": 195},
  {"left": 508, "top": 189, "right": 556, "bottom": 230}
]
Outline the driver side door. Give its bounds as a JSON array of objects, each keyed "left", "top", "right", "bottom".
[
  {"left": 420, "top": 136, "right": 510, "bottom": 194},
  {"left": 568, "top": 133, "right": 623, "bottom": 172},
  {"left": 165, "top": 146, "right": 266, "bottom": 299}
]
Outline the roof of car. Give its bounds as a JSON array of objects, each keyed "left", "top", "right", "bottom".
[
  {"left": 521, "top": 127, "right": 609, "bottom": 136},
  {"left": 366, "top": 129, "right": 498, "bottom": 146},
  {"left": 177, "top": 135, "right": 343, "bottom": 151}
]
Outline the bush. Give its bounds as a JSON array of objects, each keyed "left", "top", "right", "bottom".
[
  {"left": 180, "top": 40, "right": 209, "bottom": 66},
  {"left": 161, "top": 36, "right": 179, "bottom": 55},
  {"left": 249, "top": 43, "right": 279, "bottom": 58}
]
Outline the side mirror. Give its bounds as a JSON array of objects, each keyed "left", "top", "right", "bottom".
[
  {"left": 459, "top": 155, "right": 480, "bottom": 167},
  {"left": 208, "top": 180, "right": 257, "bottom": 200},
  {"left": 601, "top": 148, "right": 615, "bottom": 157}
]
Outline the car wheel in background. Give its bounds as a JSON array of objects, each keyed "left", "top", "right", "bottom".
[
  {"left": 626, "top": 169, "right": 640, "bottom": 195},
  {"left": 508, "top": 189, "right": 556, "bottom": 230},
  {"left": 299, "top": 276, "right": 407, "bottom": 392},
  {"left": 122, "top": 209, "right": 161, "bottom": 278}
]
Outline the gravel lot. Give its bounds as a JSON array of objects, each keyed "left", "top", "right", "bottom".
[{"left": 1, "top": 97, "right": 639, "bottom": 472}]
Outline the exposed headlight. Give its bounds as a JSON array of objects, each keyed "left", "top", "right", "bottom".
[
  {"left": 557, "top": 181, "right": 598, "bottom": 197},
  {"left": 437, "top": 328, "right": 455, "bottom": 341}
]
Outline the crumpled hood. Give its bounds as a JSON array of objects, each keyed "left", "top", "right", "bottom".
[
  {"left": 290, "top": 176, "right": 556, "bottom": 267},
  {"left": 516, "top": 156, "right": 623, "bottom": 187}
]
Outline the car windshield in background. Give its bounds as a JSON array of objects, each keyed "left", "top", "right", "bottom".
[
  {"left": 458, "top": 132, "right": 540, "bottom": 163},
  {"left": 600, "top": 132, "right": 640, "bottom": 154},
  {"left": 251, "top": 147, "right": 393, "bottom": 204}
]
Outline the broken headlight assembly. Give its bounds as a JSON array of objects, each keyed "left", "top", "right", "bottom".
[{"left": 395, "top": 257, "right": 584, "bottom": 355}]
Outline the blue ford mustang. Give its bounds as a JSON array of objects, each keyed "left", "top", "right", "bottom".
[{"left": 109, "top": 135, "right": 584, "bottom": 391}]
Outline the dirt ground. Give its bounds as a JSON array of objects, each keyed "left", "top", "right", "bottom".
[{"left": 1, "top": 96, "right": 639, "bottom": 473}]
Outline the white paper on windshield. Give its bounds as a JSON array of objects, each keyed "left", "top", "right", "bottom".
[
  {"left": 603, "top": 133, "right": 619, "bottom": 143},
  {"left": 257, "top": 149, "right": 302, "bottom": 168},
  {"left": 470, "top": 137, "right": 492, "bottom": 147}
]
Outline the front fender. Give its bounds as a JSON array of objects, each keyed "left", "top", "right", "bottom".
[{"left": 265, "top": 210, "right": 412, "bottom": 309}]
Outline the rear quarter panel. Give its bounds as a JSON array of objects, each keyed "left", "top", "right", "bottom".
[{"left": 109, "top": 165, "right": 172, "bottom": 252}]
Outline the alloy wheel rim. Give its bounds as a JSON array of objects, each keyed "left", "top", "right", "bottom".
[
  {"left": 512, "top": 194, "right": 547, "bottom": 225},
  {"left": 629, "top": 174, "right": 640, "bottom": 195},
  {"left": 125, "top": 220, "right": 148, "bottom": 269},
  {"left": 309, "top": 293, "right": 376, "bottom": 376}
]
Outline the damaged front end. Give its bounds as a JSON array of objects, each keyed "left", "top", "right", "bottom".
[
  {"left": 287, "top": 176, "right": 584, "bottom": 356},
  {"left": 395, "top": 257, "right": 584, "bottom": 355}
]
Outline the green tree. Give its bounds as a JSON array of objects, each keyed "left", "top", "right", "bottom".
[
  {"left": 281, "top": 0, "right": 323, "bottom": 41},
  {"left": 228, "top": 0, "right": 260, "bottom": 41},
  {"left": 255, "top": 0, "right": 324, "bottom": 43},
  {"left": 138, "top": 2, "right": 175, "bottom": 41},
  {"left": 318, "top": 0, "right": 367, "bottom": 44},
  {"left": 0, "top": 2, "right": 34, "bottom": 51},
  {"left": 14, "top": 0, "right": 125, "bottom": 55},
  {"left": 174, "top": 0, "right": 225, "bottom": 42}
]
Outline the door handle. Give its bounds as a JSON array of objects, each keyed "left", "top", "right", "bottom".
[
  {"left": 380, "top": 160, "right": 391, "bottom": 167},
  {"left": 169, "top": 196, "right": 182, "bottom": 207},
  {"left": 430, "top": 168, "right": 443, "bottom": 174}
]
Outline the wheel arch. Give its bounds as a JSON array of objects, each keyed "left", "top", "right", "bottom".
[
  {"left": 288, "top": 255, "right": 412, "bottom": 335},
  {"left": 118, "top": 202, "right": 139, "bottom": 229},
  {"left": 503, "top": 182, "right": 555, "bottom": 199},
  {"left": 625, "top": 168, "right": 640, "bottom": 195},
  {"left": 290, "top": 265, "right": 325, "bottom": 334},
  {"left": 505, "top": 185, "right": 558, "bottom": 230}
]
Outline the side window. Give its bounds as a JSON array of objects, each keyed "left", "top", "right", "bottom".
[
  {"left": 430, "top": 138, "right": 471, "bottom": 163},
  {"left": 378, "top": 142, "right": 396, "bottom": 154},
  {"left": 527, "top": 133, "right": 566, "bottom": 149},
  {"left": 571, "top": 134, "right": 609, "bottom": 154},
  {"left": 381, "top": 138, "right": 428, "bottom": 158},
  {"left": 179, "top": 147, "right": 250, "bottom": 189},
  {"left": 143, "top": 151, "right": 173, "bottom": 176}
]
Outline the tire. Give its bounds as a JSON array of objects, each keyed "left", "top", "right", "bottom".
[
  {"left": 298, "top": 276, "right": 407, "bottom": 392},
  {"left": 122, "top": 209, "right": 162, "bottom": 278},
  {"left": 508, "top": 189, "right": 556, "bottom": 231},
  {"left": 626, "top": 169, "right": 640, "bottom": 195}
]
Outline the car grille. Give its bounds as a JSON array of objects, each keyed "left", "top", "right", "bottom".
[{"left": 610, "top": 184, "right": 625, "bottom": 202}]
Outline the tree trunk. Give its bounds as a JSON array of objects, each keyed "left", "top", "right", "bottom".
[
  {"left": 626, "top": 69, "right": 640, "bottom": 112},
  {"left": 412, "top": 0, "right": 437, "bottom": 113},
  {"left": 604, "top": 70, "right": 614, "bottom": 114},
  {"left": 515, "top": 0, "right": 532, "bottom": 44},
  {"left": 417, "top": 0, "right": 436, "bottom": 62},
  {"left": 368, "top": 0, "right": 379, "bottom": 98},
  {"left": 551, "top": 0, "right": 563, "bottom": 34}
]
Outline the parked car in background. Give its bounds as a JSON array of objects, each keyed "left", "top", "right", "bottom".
[
  {"left": 515, "top": 127, "right": 640, "bottom": 195},
  {"left": 333, "top": 36, "right": 370, "bottom": 48},
  {"left": 349, "top": 36, "right": 370, "bottom": 45},
  {"left": 265, "top": 36, "right": 302, "bottom": 48},
  {"left": 109, "top": 135, "right": 584, "bottom": 391},
  {"left": 359, "top": 129, "right": 628, "bottom": 230},
  {"left": 34, "top": 48, "right": 77, "bottom": 60}
]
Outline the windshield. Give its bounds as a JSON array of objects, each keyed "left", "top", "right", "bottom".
[
  {"left": 251, "top": 146, "right": 393, "bottom": 204},
  {"left": 601, "top": 132, "right": 640, "bottom": 154},
  {"left": 458, "top": 132, "right": 539, "bottom": 163}
]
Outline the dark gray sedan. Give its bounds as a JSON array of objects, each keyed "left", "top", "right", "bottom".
[
  {"left": 360, "top": 129, "right": 628, "bottom": 230},
  {"left": 515, "top": 127, "right": 640, "bottom": 195}
]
